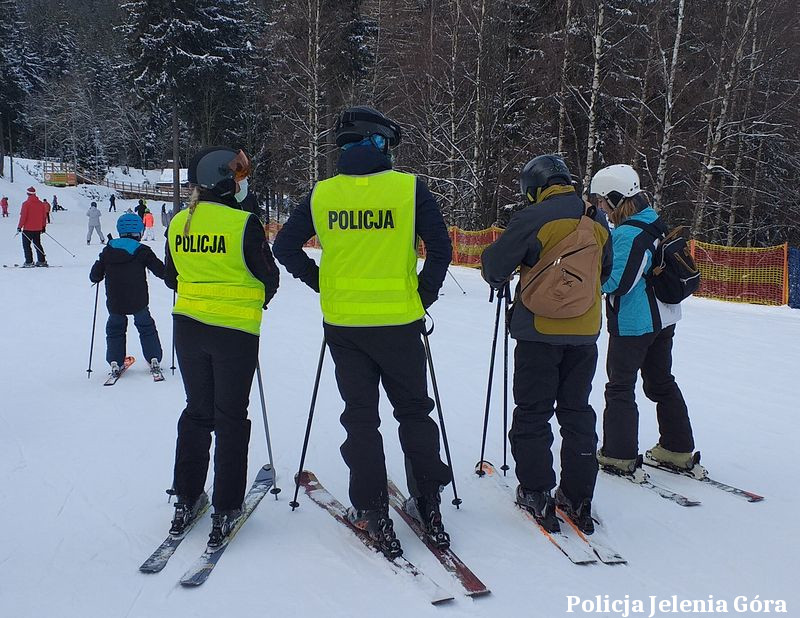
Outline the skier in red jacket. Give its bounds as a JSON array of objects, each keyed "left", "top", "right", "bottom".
[
  {"left": 17, "top": 187, "right": 49, "bottom": 267},
  {"left": 1, "top": 196, "right": 9, "bottom": 217}
]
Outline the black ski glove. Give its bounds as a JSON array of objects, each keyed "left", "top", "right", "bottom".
[{"left": 418, "top": 284, "right": 438, "bottom": 309}]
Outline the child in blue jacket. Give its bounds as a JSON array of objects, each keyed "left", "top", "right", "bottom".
[{"left": 90, "top": 213, "right": 165, "bottom": 378}]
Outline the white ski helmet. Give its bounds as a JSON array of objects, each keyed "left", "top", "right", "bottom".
[{"left": 590, "top": 164, "right": 641, "bottom": 209}]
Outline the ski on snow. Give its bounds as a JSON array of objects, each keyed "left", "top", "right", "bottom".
[
  {"left": 599, "top": 456, "right": 701, "bottom": 507},
  {"left": 555, "top": 507, "right": 627, "bottom": 565},
  {"left": 386, "top": 478, "right": 490, "bottom": 597},
  {"left": 476, "top": 462, "right": 600, "bottom": 565},
  {"left": 179, "top": 464, "right": 275, "bottom": 587},
  {"left": 297, "top": 470, "right": 454, "bottom": 605},
  {"left": 103, "top": 356, "right": 135, "bottom": 386},
  {"left": 643, "top": 452, "right": 764, "bottom": 503},
  {"left": 2, "top": 264, "right": 62, "bottom": 268},
  {"left": 139, "top": 494, "right": 211, "bottom": 573}
]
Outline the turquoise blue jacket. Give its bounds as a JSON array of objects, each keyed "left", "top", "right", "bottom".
[{"left": 602, "top": 207, "right": 680, "bottom": 336}]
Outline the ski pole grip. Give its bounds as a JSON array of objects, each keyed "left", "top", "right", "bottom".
[{"left": 423, "top": 311, "right": 435, "bottom": 336}]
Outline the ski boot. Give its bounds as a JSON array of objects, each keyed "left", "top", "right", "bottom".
[
  {"left": 347, "top": 505, "right": 403, "bottom": 559},
  {"left": 554, "top": 487, "right": 594, "bottom": 535},
  {"left": 597, "top": 450, "right": 647, "bottom": 483},
  {"left": 169, "top": 492, "right": 209, "bottom": 537},
  {"left": 109, "top": 361, "right": 122, "bottom": 378},
  {"left": 35, "top": 261, "right": 48, "bottom": 267},
  {"left": 646, "top": 444, "right": 706, "bottom": 478},
  {"left": 515, "top": 485, "right": 560, "bottom": 533},
  {"left": 405, "top": 491, "right": 450, "bottom": 550},
  {"left": 21, "top": 262, "right": 35, "bottom": 268},
  {"left": 150, "top": 358, "right": 164, "bottom": 380},
  {"left": 207, "top": 507, "right": 243, "bottom": 549}
]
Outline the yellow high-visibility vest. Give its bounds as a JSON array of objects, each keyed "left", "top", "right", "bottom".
[
  {"left": 311, "top": 170, "right": 424, "bottom": 326},
  {"left": 168, "top": 201, "right": 264, "bottom": 335}
]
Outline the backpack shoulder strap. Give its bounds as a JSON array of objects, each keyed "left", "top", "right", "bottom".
[{"left": 619, "top": 219, "right": 663, "bottom": 239}]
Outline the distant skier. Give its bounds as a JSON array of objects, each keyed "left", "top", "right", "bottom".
[
  {"left": 590, "top": 165, "right": 698, "bottom": 474},
  {"left": 52, "top": 195, "right": 63, "bottom": 212},
  {"left": 43, "top": 199, "right": 51, "bottom": 223},
  {"left": 1, "top": 196, "right": 8, "bottom": 217},
  {"left": 86, "top": 201, "right": 105, "bottom": 245},
  {"left": 160, "top": 204, "right": 171, "bottom": 229},
  {"left": 136, "top": 199, "right": 147, "bottom": 220},
  {"left": 481, "top": 154, "right": 612, "bottom": 535},
  {"left": 273, "top": 106, "right": 453, "bottom": 557},
  {"left": 89, "top": 213, "right": 165, "bottom": 379},
  {"left": 142, "top": 209, "right": 155, "bottom": 240},
  {"left": 164, "top": 147, "right": 279, "bottom": 548},
  {"left": 17, "top": 187, "right": 48, "bottom": 267}
]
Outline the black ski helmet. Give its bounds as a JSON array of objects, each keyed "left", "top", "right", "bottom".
[
  {"left": 188, "top": 147, "right": 251, "bottom": 197},
  {"left": 334, "top": 106, "right": 402, "bottom": 149},
  {"left": 519, "top": 155, "right": 572, "bottom": 202}
]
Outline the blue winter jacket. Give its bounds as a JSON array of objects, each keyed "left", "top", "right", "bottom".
[{"left": 602, "top": 207, "right": 681, "bottom": 336}]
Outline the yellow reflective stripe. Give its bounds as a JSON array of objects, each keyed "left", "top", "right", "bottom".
[
  {"left": 318, "top": 276, "right": 415, "bottom": 291},
  {"left": 178, "top": 281, "right": 264, "bottom": 301},
  {"left": 322, "top": 300, "right": 424, "bottom": 315},
  {"left": 175, "top": 297, "right": 262, "bottom": 322}
]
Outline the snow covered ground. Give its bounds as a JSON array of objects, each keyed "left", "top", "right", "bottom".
[{"left": 1, "top": 157, "right": 798, "bottom": 617}]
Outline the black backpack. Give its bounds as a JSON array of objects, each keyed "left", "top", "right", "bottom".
[{"left": 621, "top": 220, "right": 700, "bottom": 304}]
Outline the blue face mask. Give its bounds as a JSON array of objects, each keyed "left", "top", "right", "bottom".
[{"left": 234, "top": 178, "right": 249, "bottom": 203}]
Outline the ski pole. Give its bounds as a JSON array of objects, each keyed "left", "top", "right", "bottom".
[
  {"left": 501, "top": 281, "right": 511, "bottom": 475},
  {"left": 256, "top": 361, "right": 281, "bottom": 498},
  {"left": 447, "top": 268, "right": 467, "bottom": 295},
  {"left": 170, "top": 290, "right": 176, "bottom": 375},
  {"left": 43, "top": 230, "right": 76, "bottom": 258},
  {"left": 289, "top": 338, "right": 327, "bottom": 511},
  {"left": 476, "top": 286, "right": 503, "bottom": 476},
  {"left": 422, "top": 326, "right": 462, "bottom": 508},
  {"left": 86, "top": 283, "right": 100, "bottom": 378}
]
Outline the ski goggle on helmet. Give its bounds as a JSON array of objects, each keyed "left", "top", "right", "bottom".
[
  {"left": 341, "top": 134, "right": 387, "bottom": 152},
  {"left": 188, "top": 147, "right": 252, "bottom": 196}
]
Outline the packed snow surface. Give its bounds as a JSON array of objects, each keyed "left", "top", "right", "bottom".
[{"left": 1, "top": 159, "right": 798, "bottom": 617}]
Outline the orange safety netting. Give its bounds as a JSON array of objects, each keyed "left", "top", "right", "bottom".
[{"left": 691, "top": 241, "right": 789, "bottom": 306}]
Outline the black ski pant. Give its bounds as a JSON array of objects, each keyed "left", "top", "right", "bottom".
[
  {"left": 602, "top": 325, "right": 694, "bottom": 459},
  {"left": 172, "top": 317, "right": 258, "bottom": 511},
  {"left": 510, "top": 341, "right": 599, "bottom": 504},
  {"left": 105, "top": 307, "right": 162, "bottom": 366},
  {"left": 21, "top": 231, "right": 45, "bottom": 263},
  {"left": 324, "top": 321, "right": 451, "bottom": 511}
]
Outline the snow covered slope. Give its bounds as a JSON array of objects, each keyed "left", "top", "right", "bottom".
[{"left": 1, "top": 159, "right": 798, "bottom": 617}]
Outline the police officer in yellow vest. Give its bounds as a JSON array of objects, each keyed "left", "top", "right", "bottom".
[
  {"left": 273, "top": 107, "right": 453, "bottom": 558},
  {"left": 163, "top": 147, "right": 280, "bottom": 548}
]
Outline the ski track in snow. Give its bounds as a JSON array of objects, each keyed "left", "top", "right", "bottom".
[{"left": 1, "top": 158, "right": 799, "bottom": 617}]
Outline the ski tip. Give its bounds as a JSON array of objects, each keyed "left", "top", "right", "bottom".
[
  {"left": 474, "top": 461, "right": 495, "bottom": 477},
  {"left": 255, "top": 464, "right": 276, "bottom": 485},
  {"left": 297, "top": 470, "right": 318, "bottom": 486}
]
